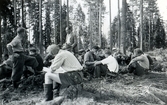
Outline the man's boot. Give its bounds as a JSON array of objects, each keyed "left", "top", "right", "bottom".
[
  {"left": 53, "top": 83, "right": 61, "bottom": 97},
  {"left": 12, "top": 81, "right": 19, "bottom": 89},
  {"left": 44, "top": 84, "right": 53, "bottom": 101}
]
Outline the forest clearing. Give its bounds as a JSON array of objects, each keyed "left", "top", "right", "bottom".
[{"left": 0, "top": 48, "right": 166, "bottom": 105}]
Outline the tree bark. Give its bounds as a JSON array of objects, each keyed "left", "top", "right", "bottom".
[
  {"left": 0, "top": 15, "right": 2, "bottom": 62},
  {"left": 39, "top": 0, "right": 43, "bottom": 54},
  {"left": 120, "top": 0, "right": 126, "bottom": 54},
  {"left": 109, "top": 0, "right": 113, "bottom": 51},
  {"left": 118, "top": 0, "right": 121, "bottom": 51},
  {"left": 140, "top": 0, "right": 143, "bottom": 50},
  {"left": 98, "top": 0, "right": 102, "bottom": 48}
]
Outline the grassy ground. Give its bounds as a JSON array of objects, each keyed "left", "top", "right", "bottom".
[{"left": 0, "top": 49, "right": 167, "bottom": 105}]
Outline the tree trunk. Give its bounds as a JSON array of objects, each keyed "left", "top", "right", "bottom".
[
  {"left": 66, "top": 0, "right": 69, "bottom": 28},
  {"left": 39, "top": 0, "right": 43, "bottom": 54},
  {"left": 121, "top": 0, "right": 126, "bottom": 54},
  {"left": 118, "top": 0, "right": 121, "bottom": 51},
  {"left": 59, "top": 0, "right": 62, "bottom": 45},
  {"left": 0, "top": 15, "right": 2, "bottom": 62},
  {"left": 140, "top": 0, "right": 143, "bottom": 50},
  {"left": 98, "top": 0, "right": 102, "bottom": 48},
  {"left": 109, "top": 0, "right": 113, "bottom": 51},
  {"left": 14, "top": 0, "right": 17, "bottom": 35}
]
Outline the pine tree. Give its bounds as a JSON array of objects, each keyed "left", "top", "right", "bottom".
[
  {"left": 154, "top": 17, "right": 166, "bottom": 48},
  {"left": 44, "top": 1, "right": 51, "bottom": 49}
]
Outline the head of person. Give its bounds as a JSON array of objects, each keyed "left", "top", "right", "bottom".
[
  {"left": 65, "top": 26, "right": 73, "bottom": 34},
  {"left": 46, "top": 44, "right": 60, "bottom": 56},
  {"left": 29, "top": 47, "right": 37, "bottom": 55},
  {"left": 134, "top": 48, "right": 143, "bottom": 57},
  {"left": 104, "top": 50, "right": 112, "bottom": 57},
  {"left": 62, "top": 43, "right": 72, "bottom": 51},
  {"left": 17, "top": 27, "right": 26, "bottom": 38},
  {"left": 91, "top": 46, "right": 100, "bottom": 54}
]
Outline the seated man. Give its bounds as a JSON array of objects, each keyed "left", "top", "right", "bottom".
[
  {"left": 127, "top": 48, "right": 149, "bottom": 76},
  {"left": 0, "top": 54, "right": 13, "bottom": 79},
  {"left": 83, "top": 46, "right": 105, "bottom": 78},
  {"left": 42, "top": 44, "right": 83, "bottom": 102},
  {"left": 29, "top": 46, "right": 44, "bottom": 73},
  {"left": 94, "top": 50, "right": 119, "bottom": 74}
]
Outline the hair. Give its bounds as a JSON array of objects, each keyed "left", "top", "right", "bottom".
[
  {"left": 104, "top": 50, "right": 111, "bottom": 55},
  {"left": 66, "top": 26, "right": 73, "bottom": 31},
  {"left": 46, "top": 44, "right": 59, "bottom": 55},
  {"left": 92, "top": 46, "right": 100, "bottom": 50},
  {"left": 135, "top": 48, "right": 143, "bottom": 55},
  {"left": 17, "top": 27, "right": 25, "bottom": 34}
]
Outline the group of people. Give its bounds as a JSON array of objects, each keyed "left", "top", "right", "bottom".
[{"left": 0, "top": 26, "right": 152, "bottom": 103}]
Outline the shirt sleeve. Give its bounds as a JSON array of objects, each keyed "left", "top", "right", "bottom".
[
  {"left": 101, "top": 56, "right": 110, "bottom": 65},
  {"left": 50, "top": 54, "right": 66, "bottom": 72},
  {"left": 84, "top": 52, "right": 90, "bottom": 63}
]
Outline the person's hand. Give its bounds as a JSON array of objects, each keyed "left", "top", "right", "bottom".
[{"left": 94, "top": 61, "right": 97, "bottom": 66}]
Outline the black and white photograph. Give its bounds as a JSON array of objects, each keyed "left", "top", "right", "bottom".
[{"left": 0, "top": 0, "right": 167, "bottom": 105}]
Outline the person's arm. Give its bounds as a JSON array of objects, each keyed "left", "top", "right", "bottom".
[
  {"left": 94, "top": 61, "right": 102, "bottom": 66},
  {"left": 128, "top": 55, "right": 143, "bottom": 66},
  {"left": 84, "top": 52, "right": 95, "bottom": 66},
  {"left": 71, "top": 35, "right": 77, "bottom": 49},
  {"left": 50, "top": 54, "right": 65, "bottom": 73},
  {"left": 85, "top": 61, "right": 95, "bottom": 66},
  {"left": 7, "top": 44, "right": 13, "bottom": 55}
]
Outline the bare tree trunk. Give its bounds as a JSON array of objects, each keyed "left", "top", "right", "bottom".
[
  {"left": 0, "top": 15, "right": 2, "bottom": 62},
  {"left": 59, "top": 0, "right": 62, "bottom": 45},
  {"left": 140, "top": 0, "right": 143, "bottom": 50},
  {"left": 39, "top": 0, "right": 43, "bottom": 54},
  {"left": 109, "top": 0, "right": 113, "bottom": 51},
  {"left": 67, "top": 0, "right": 69, "bottom": 28},
  {"left": 118, "top": 0, "right": 121, "bottom": 51},
  {"left": 14, "top": 0, "right": 17, "bottom": 34},
  {"left": 89, "top": 6, "right": 92, "bottom": 49},
  {"left": 121, "top": 0, "right": 126, "bottom": 54},
  {"left": 98, "top": 0, "right": 102, "bottom": 48}
]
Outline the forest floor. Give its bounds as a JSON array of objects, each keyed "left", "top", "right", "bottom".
[{"left": 0, "top": 48, "right": 167, "bottom": 105}]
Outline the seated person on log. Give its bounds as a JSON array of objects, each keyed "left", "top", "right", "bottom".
[
  {"left": 127, "top": 48, "right": 149, "bottom": 76},
  {"left": 94, "top": 50, "right": 119, "bottom": 76},
  {"left": 83, "top": 46, "right": 107, "bottom": 78},
  {"left": 0, "top": 54, "right": 13, "bottom": 80},
  {"left": 42, "top": 44, "right": 83, "bottom": 102},
  {"left": 22, "top": 46, "right": 44, "bottom": 78},
  {"left": 29, "top": 46, "right": 44, "bottom": 73}
]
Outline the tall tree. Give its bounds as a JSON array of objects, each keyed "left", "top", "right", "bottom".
[
  {"left": 139, "top": 0, "right": 143, "bottom": 50},
  {"left": 154, "top": 17, "right": 166, "bottom": 48},
  {"left": 121, "top": 0, "right": 127, "bottom": 54},
  {"left": 84, "top": 0, "right": 106, "bottom": 47},
  {"left": 43, "top": 1, "right": 51, "bottom": 49}
]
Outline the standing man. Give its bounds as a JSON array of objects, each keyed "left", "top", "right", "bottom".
[
  {"left": 64, "top": 26, "right": 77, "bottom": 54},
  {"left": 7, "top": 27, "right": 38, "bottom": 88},
  {"left": 42, "top": 44, "right": 83, "bottom": 101}
]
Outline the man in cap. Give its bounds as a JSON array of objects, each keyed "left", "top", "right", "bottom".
[
  {"left": 7, "top": 27, "right": 39, "bottom": 89},
  {"left": 42, "top": 44, "right": 83, "bottom": 101}
]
